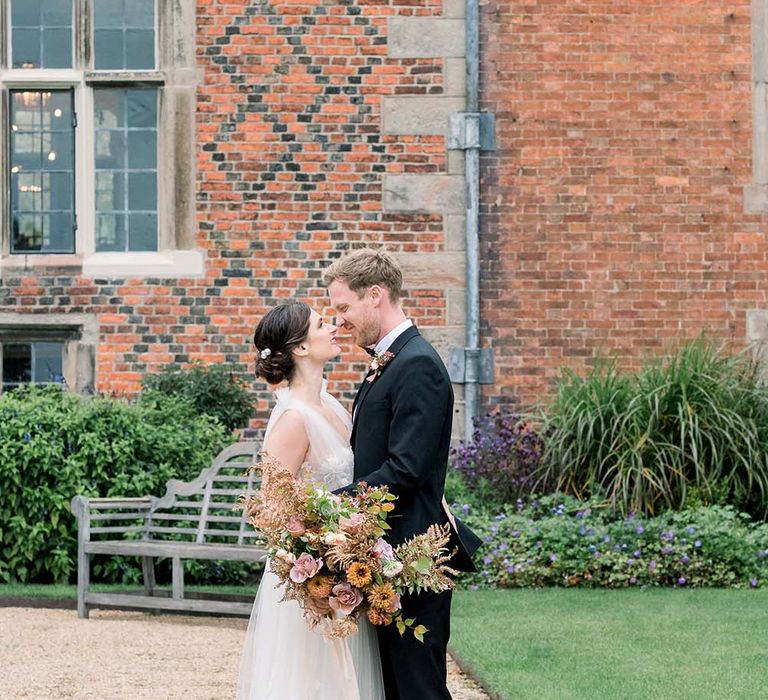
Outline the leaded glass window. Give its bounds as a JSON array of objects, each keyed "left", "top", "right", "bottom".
[
  {"left": 10, "top": 90, "right": 76, "bottom": 253},
  {"left": 93, "top": 0, "right": 155, "bottom": 70},
  {"left": 1, "top": 342, "right": 64, "bottom": 390},
  {"left": 94, "top": 88, "right": 158, "bottom": 252},
  {"left": 11, "top": 0, "right": 73, "bottom": 69}
]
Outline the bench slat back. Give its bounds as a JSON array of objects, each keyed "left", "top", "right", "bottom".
[{"left": 147, "top": 441, "right": 263, "bottom": 545}]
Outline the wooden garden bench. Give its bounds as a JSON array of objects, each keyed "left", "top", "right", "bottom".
[{"left": 70, "top": 441, "right": 266, "bottom": 618}]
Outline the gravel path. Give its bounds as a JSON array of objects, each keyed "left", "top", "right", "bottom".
[{"left": 1, "top": 607, "right": 490, "bottom": 700}]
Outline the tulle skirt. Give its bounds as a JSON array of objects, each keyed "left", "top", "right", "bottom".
[{"left": 236, "top": 566, "right": 385, "bottom": 700}]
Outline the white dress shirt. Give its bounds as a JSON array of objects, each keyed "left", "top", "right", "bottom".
[{"left": 373, "top": 319, "right": 413, "bottom": 355}]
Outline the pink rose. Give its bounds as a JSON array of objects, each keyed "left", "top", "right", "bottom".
[
  {"left": 372, "top": 537, "right": 395, "bottom": 560},
  {"left": 303, "top": 595, "right": 332, "bottom": 624},
  {"left": 386, "top": 592, "right": 401, "bottom": 614},
  {"left": 290, "top": 552, "right": 323, "bottom": 583},
  {"left": 286, "top": 515, "right": 306, "bottom": 537},
  {"left": 339, "top": 513, "right": 366, "bottom": 534},
  {"left": 328, "top": 583, "right": 363, "bottom": 616}
]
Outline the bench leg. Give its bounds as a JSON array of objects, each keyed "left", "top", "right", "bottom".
[
  {"left": 141, "top": 557, "right": 156, "bottom": 596},
  {"left": 171, "top": 557, "right": 185, "bottom": 600},
  {"left": 77, "top": 545, "right": 89, "bottom": 619}
]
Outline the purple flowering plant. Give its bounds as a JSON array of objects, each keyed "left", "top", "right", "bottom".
[
  {"left": 449, "top": 413, "right": 546, "bottom": 508},
  {"left": 456, "top": 496, "right": 768, "bottom": 590}
]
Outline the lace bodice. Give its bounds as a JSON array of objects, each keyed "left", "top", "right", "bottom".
[{"left": 262, "top": 380, "right": 354, "bottom": 492}]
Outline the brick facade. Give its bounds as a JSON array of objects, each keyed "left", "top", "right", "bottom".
[
  {"left": 3, "top": 0, "right": 768, "bottom": 429},
  {"left": 480, "top": 0, "right": 768, "bottom": 409},
  {"left": 0, "top": 0, "right": 464, "bottom": 430}
]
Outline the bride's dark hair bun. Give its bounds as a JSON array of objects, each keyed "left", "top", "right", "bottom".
[{"left": 253, "top": 302, "right": 311, "bottom": 384}]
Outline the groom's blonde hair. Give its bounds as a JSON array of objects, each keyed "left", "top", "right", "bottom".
[{"left": 323, "top": 248, "right": 403, "bottom": 303}]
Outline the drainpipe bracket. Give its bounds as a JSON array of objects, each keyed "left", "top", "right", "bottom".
[
  {"left": 448, "top": 346, "right": 494, "bottom": 384},
  {"left": 447, "top": 112, "right": 496, "bottom": 151}
]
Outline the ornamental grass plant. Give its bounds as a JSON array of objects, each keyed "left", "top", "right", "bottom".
[{"left": 538, "top": 339, "right": 768, "bottom": 519}]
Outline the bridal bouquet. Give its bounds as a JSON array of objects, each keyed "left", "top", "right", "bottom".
[{"left": 238, "top": 453, "right": 456, "bottom": 640}]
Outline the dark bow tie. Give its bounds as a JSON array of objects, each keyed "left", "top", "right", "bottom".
[{"left": 363, "top": 345, "right": 377, "bottom": 358}]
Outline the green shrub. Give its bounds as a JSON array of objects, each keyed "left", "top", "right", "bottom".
[
  {"left": 0, "top": 385, "right": 234, "bottom": 584},
  {"left": 457, "top": 494, "right": 768, "bottom": 589},
  {"left": 141, "top": 362, "right": 255, "bottom": 431},
  {"left": 538, "top": 340, "right": 768, "bottom": 518}
]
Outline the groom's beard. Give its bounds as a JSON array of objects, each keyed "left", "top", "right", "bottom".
[{"left": 352, "top": 317, "right": 381, "bottom": 349}]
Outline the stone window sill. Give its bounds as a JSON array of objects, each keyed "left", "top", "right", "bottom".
[{"left": 1, "top": 250, "right": 205, "bottom": 278}]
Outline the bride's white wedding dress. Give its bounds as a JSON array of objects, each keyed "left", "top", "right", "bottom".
[{"left": 236, "top": 382, "right": 385, "bottom": 700}]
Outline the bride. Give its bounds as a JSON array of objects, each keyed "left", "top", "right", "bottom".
[{"left": 236, "top": 302, "right": 385, "bottom": 700}]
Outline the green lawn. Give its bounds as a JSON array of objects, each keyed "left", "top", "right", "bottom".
[
  {"left": 450, "top": 588, "right": 768, "bottom": 700},
  {"left": 3, "top": 584, "right": 766, "bottom": 698}
]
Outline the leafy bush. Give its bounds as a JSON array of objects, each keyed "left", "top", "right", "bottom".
[
  {"left": 449, "top": 413, "right": 546, "bottom": 509},
  {"left": 539, "top": 340, "right": 768, "bottom": 518},
  {"left": 141, "top": 362, "right": 255, "bottom": 431},
  {"left": 457, "top": 494, "right": 768, "bottom": 589},
  {"left": 0, "top": 385, "right": 234, "bottom": 584}
]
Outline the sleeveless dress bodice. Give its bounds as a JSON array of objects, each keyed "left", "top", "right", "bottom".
[{"left": 236, "top": 381, "right": 384, "bottom": 700}]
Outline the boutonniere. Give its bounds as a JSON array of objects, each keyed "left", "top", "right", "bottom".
[{"left": 366, "top": 350, "right": 395, "bottom": 382}]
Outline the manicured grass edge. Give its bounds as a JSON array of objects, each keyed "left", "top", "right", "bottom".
[{"left": 447, "top": 644, "right": 506, "bottom": 700}]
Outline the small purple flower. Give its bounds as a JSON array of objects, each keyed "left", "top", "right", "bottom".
[
  {"left": 627, "top": 558, "right": 635, "bottom": 566},
  {"left": 629, "top": 575, "right": 637, "bottom": 584},
  {"left": 634, "top": 550, "right": 642, "bottom": 558},
  {"left": 636, "top": 525, "right": 645, "bottom": 535},
  {"left": 470, "top": 584, "right": 479, "bottom": 591},
  {"left": 483, "top": 555, "right": 493, "bottom": 565},
  {"left": 490, "top": 525, "right": 499, "bottom": 535},
  {"left": 23, "top": 433, "right": 31, "bottom": 443},
  {"left": 750, "top": 577, "right": 759, "bottom": 588},
  {"left": 461, "top": 504, "right": 470, "bottom": 514},
  {"left": 677, "top": 577, "right": 686, "bottom": 586},
  {"left": 758, "top": 550, "right": 767, "bottom": 559},
  {"left": 694, "top": 540, "right": 702, "bottom": 548},
  {"left": 663, "top": 546, "right": 674, "bottom": 555},
  {"left": 549, "top": 553, "right": 558, "bottom": 562},
  {"left": 588, "top": 545, "right": 597, "bottom": 553},
  {"left": 512, "top": 529, "right": 521, "bottom": 538},
  {"left": 506, "top": 565, "right": 516, "bottom": 574},
  {"left": 681, "top": 555, "right": 690, "bottom": 564},
  {"left": 663, "top": 531, "right": 675, "bottom": 541},
  {"left": 603, "top": 535, "right": 611, "bottom": 543},
  {"left": 648, "top": 560, "right": 657, "bottom": 570},
  {"left": 516, "top": 498, "right": 523, "bottom": 512},
  {"left": 687, "top": 526, "right": 696, "bottom": 535},
  {"left": 578, "top": 525, "right": 586, "bottom": 536},
  {"left": 495, "top": 513, "right": 506, "bottom": 521}
]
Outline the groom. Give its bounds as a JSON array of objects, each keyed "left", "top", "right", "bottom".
[{"left": 325, "top": 248, "right": 481, "bottom": 700}]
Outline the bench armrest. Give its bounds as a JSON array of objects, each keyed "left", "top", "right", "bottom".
[{"left": 70, "top": 495, "right": 155, "bottom": 538}]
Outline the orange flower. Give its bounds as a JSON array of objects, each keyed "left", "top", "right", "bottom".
[
  {"left": 346, "top": 562, "right": 373, "bottom": 588},
  {"left": 368, "top": 582, "right": 396, "bottom": 611},
  {"left": 306, "top": 574, "right": 334, "bottom": 599},
  {"left": 367, "top": 606, "right": 390, "bottom": 626}
]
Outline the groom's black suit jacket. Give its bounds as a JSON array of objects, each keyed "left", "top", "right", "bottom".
[{"left": 349, "top": 325, "right": 481, "bottom": 572}]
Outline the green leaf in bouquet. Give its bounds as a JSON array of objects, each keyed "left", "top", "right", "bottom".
[
  {"left": 414, "top": 556, "right": 432, "bottom": 575},
  {"left": 404, "top": 617, "right": 415, "bottom": 626},
  {"left": 396, "top": 618, "right": 406, "bottom": 636},
  {"left": 383, "top": 492, "right": 397, "bottom": 501},
  {"left": 413, "top": 624, "right": 428, "bottom": 642}
]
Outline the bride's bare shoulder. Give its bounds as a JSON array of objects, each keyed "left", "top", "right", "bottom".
[{"left": 265, "top": 409, "right": 309, "bottom": 475}]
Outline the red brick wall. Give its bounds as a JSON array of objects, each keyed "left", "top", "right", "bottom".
[
  {"left": 479, "top": 0, "right": 766, "bottom": 409},
  {"left": 0, "top": 0, "right": 451, "bottom": 427}
]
